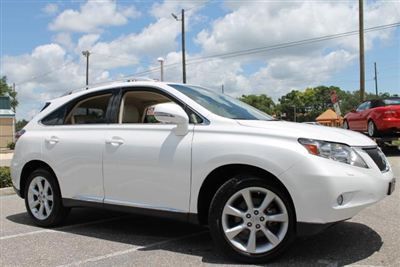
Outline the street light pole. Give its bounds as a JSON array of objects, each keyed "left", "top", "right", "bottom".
[
  {"left": 172, "top": 9, "right": 187, "bottom": 84},
  {"left": 82, "top": 50, "right": 91, "bottom": 89},
  {"left": 157, "top": 57, "right": 164, "bottom": 81}
]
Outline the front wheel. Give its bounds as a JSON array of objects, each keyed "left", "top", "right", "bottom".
[
  {"left": 24, "top": 168, "right": 69, "bottom": 227},
  {"left": 208, "top": 176, "right": 295, "bottom": 263}
]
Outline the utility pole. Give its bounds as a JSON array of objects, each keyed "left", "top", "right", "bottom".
[
  {"left": 157, "top": 57, "right": 164, "bottom": 81},
  {"left": 172, "top": 9, "right": 187, "bottom": 83},
  {"left": 221, "top": 84, "right": 224, "bottom": 94},
  {"left": 359, "top": 0, "right": 365, "bottom": 101},
  {"left": 82, "top": 50, "right": 90, "bottom": 89},
  {"left": 374, "top": 62, "right": 379, "bottom": 96}
]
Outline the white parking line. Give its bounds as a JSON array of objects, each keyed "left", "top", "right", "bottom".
[
  {"left": 58, "top": 230, "right": 208, "bottom": 267},
  {"left": 0, "top": 216, "right": 127, "bottom": 240}
]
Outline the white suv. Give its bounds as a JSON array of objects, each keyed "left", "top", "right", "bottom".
[{"left": 11, "top": 81, "right": 395, "bottom": 263}]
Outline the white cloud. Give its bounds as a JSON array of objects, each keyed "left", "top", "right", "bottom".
[
  {"left": 76, "top": 18, "right": 180, "bottom": 70},
  {"left": 196, "top": 1, "right": 399, "bottom": 56},
  {"left": 150, "top": 0, "right": 207, "bottom": 19},
  {"left": 42, "top": 3, "right": 59, "bottom": 15},
  {"left": 53, "top": 32, "right": 74, "bottom": 51},
  {"left": 190, "top": 0, "right": 400, "bottom": 98},
  {"left": 49, "top": 0, "right": 141, "bottom": 32},
  {"left": 1, "top": 44, "right": 110, "bottom": 119}
]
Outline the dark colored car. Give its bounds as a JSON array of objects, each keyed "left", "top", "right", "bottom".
[{"left": 343, "top": 98, "right": 400, "bottom": 137}]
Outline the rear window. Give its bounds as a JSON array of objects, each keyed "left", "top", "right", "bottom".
[{"left": 383, "top": 98, "right": 400, "bottom": 106}]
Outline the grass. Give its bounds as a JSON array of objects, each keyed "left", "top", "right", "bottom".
[{"left": 0, "top": 167, "right": 12, "bottom": 188}]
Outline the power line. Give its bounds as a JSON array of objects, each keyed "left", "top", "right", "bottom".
[
  {"left": 15, "top": 61, "right": 74, "bottom": 86},
  {"left": 184, "top": 22, "right": 400, "bottom": 65},
  {"left": 13, "top": 22, "right": 400, "bottom": 87}
]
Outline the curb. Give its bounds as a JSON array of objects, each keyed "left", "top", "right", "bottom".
[{"left": 0, "top": 187, "right": 15, "bottom": 196}]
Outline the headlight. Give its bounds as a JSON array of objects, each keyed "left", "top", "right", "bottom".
[{"left": 298, "top": 138, "right": 368, "bottom": 168}]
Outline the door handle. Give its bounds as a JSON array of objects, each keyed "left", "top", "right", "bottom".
[
  {"left": 45, "top": 136, "right": 59, "bottom": 144},
  {"left": 105, "top": 138, "right": 124, "bottom": 146}
]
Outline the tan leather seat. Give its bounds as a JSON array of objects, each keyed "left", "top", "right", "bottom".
[{"left": 122, "top": 105, "right": 139, "bottom": 123}]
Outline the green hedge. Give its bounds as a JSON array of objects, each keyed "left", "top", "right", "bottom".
[{"left": 0, "top": 167, "right": 12, "bottom": 188}]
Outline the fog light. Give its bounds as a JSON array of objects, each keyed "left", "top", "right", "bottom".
[{"left": 337, "top": 195, "right": 344, "bottom": 205}]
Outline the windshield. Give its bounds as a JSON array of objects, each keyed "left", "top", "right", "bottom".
[{"left": 169, "top": 84, "right": 274, "bottom": 120}]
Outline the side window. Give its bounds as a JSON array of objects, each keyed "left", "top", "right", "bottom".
[
  {"left": 185, "top": 106, "right": 203, "bottom": 124},
  {"left": 119, "top": 91, "right": 172, "bottom": 124},
  {"left": 41, "top": 106, "right": 67, "bottom": 126},
  {"left": 65, "top": 94, "right": 112, "bottom": 124},
  {"left": 356, "top": 101, "right": 370, "bottom": 112}
]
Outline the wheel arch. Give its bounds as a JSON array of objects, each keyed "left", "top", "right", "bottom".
[
  {"left": 196, "top": 164, "right": 296, "bottom": 225},
  {"left": 20, "top": 160, "right": 59, "bottom": 198}
]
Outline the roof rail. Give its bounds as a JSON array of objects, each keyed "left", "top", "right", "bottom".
[
  {"left": 126, "top": 77, "right": 158, "bottom": 82},
  {"left": 58, "top": 77, "right": 158, "bottom": 98}
]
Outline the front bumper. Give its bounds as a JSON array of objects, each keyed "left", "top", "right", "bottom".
[{"left": 280, "top": 147, "right": 395, "bottom": 224}]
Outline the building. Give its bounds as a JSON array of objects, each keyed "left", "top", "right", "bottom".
[
  {"left": 316, "top": 108, "right": 343, "bottom": 127},
  {"left": 0, "top": 96, "right": 15, "bottom": 148}
]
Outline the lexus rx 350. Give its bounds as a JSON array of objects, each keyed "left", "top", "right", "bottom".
[{"left": 11, "top": 81, "right": 395, "bottom": 263}]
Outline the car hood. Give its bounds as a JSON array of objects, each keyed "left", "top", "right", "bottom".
[{"left": 236, "top": 120, "right": 376, "bottom": 147}]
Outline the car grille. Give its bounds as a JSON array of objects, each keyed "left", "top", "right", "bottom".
[{"left": 363, "top": 147, "right": 388, "bottom": 172}]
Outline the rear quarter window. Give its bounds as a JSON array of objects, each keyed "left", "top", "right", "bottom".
[{"left": 41, "top": 106, "right": 67, "bottom": 126}]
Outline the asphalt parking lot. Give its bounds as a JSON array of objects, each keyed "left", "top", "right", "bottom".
[{"left": 1, "top": 149, "right": 399, "bottom": 267}]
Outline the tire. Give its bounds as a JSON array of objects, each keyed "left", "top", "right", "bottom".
[
  {"left": 367, "top": 120, "right": 379, "bottom": 137},
  {"left": 343, "top": 120, "right": 349, "bottom": 129},
  {"left": 208, "top": 175, "right": 295, "bottom": 263},
  {"left": 24, "top": 168, "right": 70, "bottom": 227}
]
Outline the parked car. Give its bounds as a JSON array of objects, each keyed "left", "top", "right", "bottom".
[
  {"left": 11, "top": 81, "right": 395, "bottom": 263},
  {"left": 343, "top": 98, "right": 400, "bottom": 137}
]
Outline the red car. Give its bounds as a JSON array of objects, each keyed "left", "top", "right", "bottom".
[{"left": 343, "top": 97, "right": 400, "bottom": 137}]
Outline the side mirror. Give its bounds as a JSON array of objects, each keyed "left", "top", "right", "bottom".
[
  {"left": 152, "top": 102, "right": 189, "bottom": 135},
  {"left": 351, "top": 109, "right": 356, "bottom": 113}
]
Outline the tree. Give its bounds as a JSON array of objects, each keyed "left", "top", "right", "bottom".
[
  {"left": 239, "top": 94, "right": 275, "bottom": 115},
  {"left": 0, "top": 76, "right": 18, "bottom": 112},
  {"left": 16, "top": 119, "right": 28, "bottom": 132}
]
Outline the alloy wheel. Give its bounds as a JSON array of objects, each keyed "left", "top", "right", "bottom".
[
  {"left": 368, "top": 121, "right": 375, "bottom": 137},
  {"left": 221, "top": 187, "right": 289, "bottom": 254},
  {"left": 27, "top": 176, "right": 54, "bottom": 220}
]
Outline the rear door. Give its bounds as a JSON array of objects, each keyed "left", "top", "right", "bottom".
[{"left": 41, "top": 90, "right": 116, "bottom": 202}]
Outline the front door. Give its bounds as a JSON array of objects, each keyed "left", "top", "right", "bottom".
[{"left": 102, "top": 89, "right": 193, "bottom": 212}]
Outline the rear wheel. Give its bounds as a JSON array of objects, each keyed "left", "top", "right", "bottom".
[
  {"left": 208, "top": 176, "right": 295, "bottom": 263},
  {"left": 367, "top": 120, "right": 379, "bottom": 137},
  {"left": 24, "top": 168, "right": 69, "bottom": 227}
]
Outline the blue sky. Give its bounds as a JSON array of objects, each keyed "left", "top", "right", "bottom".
[{"left": 1, "top": 0, "right": 399, "bottom": 119}]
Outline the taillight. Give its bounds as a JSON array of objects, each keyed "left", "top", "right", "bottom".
[
  {"left": 383, "top": 110, "right": 398, "bottom": 118},
  {"left": 15, "top": 129, "right": 26, "bottom": 142}
]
